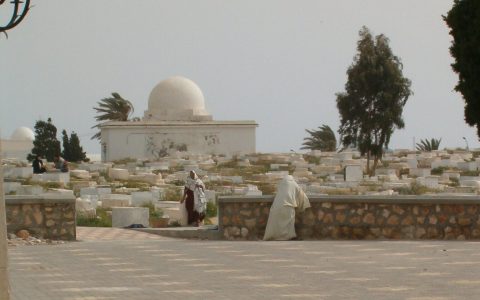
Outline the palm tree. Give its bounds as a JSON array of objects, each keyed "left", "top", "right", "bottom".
[
  {"left": 301, "top": 124, "right": 337, "bottom": 151},
  {"left": 416, "top": 138, "right": 442, "bottom": 152},
  {"left": 91, "top": 93, "right": 134, "bottom": 140}
]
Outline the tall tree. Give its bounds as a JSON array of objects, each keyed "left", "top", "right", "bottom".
[
  {"left": 27, "top": 118, "right": 61, "bottom": 162},
  {"left": 444, "top": 1, "right": 480, "bottom": 138},
  {"left": 62, "top": 130, "right": 87, "bottom": 162},
  {"left": 68, "top": 131, "right": 87, "bottom": 162},
  {"left": 301, "top": 125, "right": 337, "bottom": 151},
  {"left": 61, "top": 130, "right": 71, "bottom": 161},
  {"left": 336, "top": 27, "right": 412, "bottom": 174},
  {"left": 91, "top": 92, "right": 134, "bottom": 140}
]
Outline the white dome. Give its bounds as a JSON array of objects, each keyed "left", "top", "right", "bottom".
[
  {"left": 10, "top": 127, "right": 34, "bottom": 141},
  {"left": 144, "top": 76, "right": 212, "bottom": 121}
]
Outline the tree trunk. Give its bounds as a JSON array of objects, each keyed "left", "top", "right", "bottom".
[{"left": 366, "top": 151, "right": 371, "bottom": 176}]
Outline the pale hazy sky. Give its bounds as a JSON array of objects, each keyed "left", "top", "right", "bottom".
[{"left": 1, "top": 0, "right": 475, "bottom": 154}]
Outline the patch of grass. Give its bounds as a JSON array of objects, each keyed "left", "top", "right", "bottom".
[
  {"left": 112, "top": 157, "right": 137, "bottom": 165},
  {"left": 141, "top": 203, "right": 163, "bottom": 218},
  {"left": 206, "top": 202, "right": 217, "bottom": 218},
  {"left": 449, "top": 177, "right": 460, "bottom": 187},
  {"left": 460, "top": 170, "right": 480, "bottom": 176},
  {"left": 303, "top": 155, "right": 320, "bottom": 165},
  {"left": 76, "top": 208, "right": 112, "bottom": 227},
  {"left": 123, "top": 180, "right": 150, "bottom": 191},
  {"left": 397, "top": 183, "right": 435, "bottom": 195},
  {"left": 431, "top": 167, "right": 448, "bottom": 175},
  {"left": 164, "top": 187, "right": 182, "bottom": 202}
]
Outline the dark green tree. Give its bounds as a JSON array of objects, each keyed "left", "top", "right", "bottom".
[
  {"left": 27, "top": 118, "right": 61, "bottom": 162},
  {"left": 444, "top": 1, "right": 480, "bottom": 138},
  {"left": 416, "top": 138, "right": 442, "bottom": 152},
  {"left": 68, "top": 131, "right": 87, "bottom": 162},
  {"left": 61, "top": 130, "right": 71, "bottom": 161},
  {"left": 301, "top": 125, "right": 337, "bottom": 151},
  {"left": 91, "top": 92, "right": 134, "bottom": 140},
  {"left": 336, "top": 26, "right": 412, "bottom": 174},
  {"left": 62, "top": 130, "right": 87, "bottom": 162}
]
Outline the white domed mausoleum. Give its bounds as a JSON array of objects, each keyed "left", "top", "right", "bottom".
[
  {"left": 100, "top": 76, "right": 257, "bottom": 161},
  {"left": 1, "top": 126, "right": 34, "bottom": 160}
]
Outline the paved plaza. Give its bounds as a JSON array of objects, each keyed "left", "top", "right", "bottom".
[{"left": 7, "top": 227, "right": 480, "bottom": 300}]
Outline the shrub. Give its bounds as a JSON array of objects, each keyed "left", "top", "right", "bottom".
[
  {"left": 141, "top": 203, "right": 163, "bottom": 218},
  {"left": 76, "top": 208, "right": 112, "bottom": 227},
  {"left": 206, "top": 202, "right": 217, "bottom": 218}
]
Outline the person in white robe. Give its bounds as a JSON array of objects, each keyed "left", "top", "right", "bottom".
[
  {"left": 181, "top": 170, "right": 207, "bottom": 226},
  {"left": 263, "top": 175, "right": 311, "bottom": 241}
]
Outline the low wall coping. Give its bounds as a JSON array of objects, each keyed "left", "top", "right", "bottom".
[
  {"left": 218, "top": 195, "right": 480, "bottom": 205},
  {"left": 5, "top": 194, "right": 76, "bottom": 205}
]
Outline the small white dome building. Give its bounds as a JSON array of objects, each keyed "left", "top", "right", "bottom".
[
  {"left": 100, "top": 76, "right": 257, "bottom": 161},
  {"left": 144, "top": 76, "right": 212, "bottom": 121},
  {"left": 10, "top": 126, "right": 35, "bottom": 141},
  {"left": 1, "top": 126, "right": 34, "bottom": 160}
]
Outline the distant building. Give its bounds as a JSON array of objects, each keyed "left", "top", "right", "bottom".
[
  {"left": 100, "top": 76, "right": 257, "bottom": 162},
  {"left": 1, "top": 127, "right": 34, "bottom": 160}
]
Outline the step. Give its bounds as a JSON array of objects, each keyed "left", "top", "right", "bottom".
[{"left": 130, "top": 225, "right": 222, "bottom": 240}]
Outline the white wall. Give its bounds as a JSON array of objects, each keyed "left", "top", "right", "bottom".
[
  {"left": 0, "top": 139, "right": 33, "bottom": 161},
  {"left": 101, "top": 122, "right": 256, "bottom": 161}
]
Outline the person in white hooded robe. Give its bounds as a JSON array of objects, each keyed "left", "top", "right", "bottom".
[{"left": 263, "top": 175, "right": 311, "bottom": 241}]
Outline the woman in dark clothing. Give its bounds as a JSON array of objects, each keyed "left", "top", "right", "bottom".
[
  {"left": 181, "top": 170, "right": 206, "bottom": 226},
  {"left": 32, "top": 155, "right": 46, "bottom": 174}
]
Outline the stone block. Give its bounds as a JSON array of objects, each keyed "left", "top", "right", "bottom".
[
  {"left": 32, "top": 172, "right": 70, "bottom": 184},
  {"left": 16, "top": 185, "right": 44, "bottom": 195},
  {"left": 112, "top": 207, "right": 149, "bottom": 228},
  {"left": 131, "top": 191, "right": 154, "bottom": 206},
  {"left": 3, "top": 181, "right": 21, "bottom": 194},
  {"left": 4, "top": 167, "right": 33, "bottom": 179},
  {"left": 410, "top": 168, "right": 431, "bottom": 177},
  {"left": 345, "top": 165, "right": 363, "bottom": 182},
  {"left": 128, "top": 173, "right": 163, "bottom": 185},
  {"left": 100, "top": 194, "right": 131, "bottom": 208},
  {"left": 70, "top": 169, "right": 91, "bottom": 179},
  {"left": 108, "top": 168, "right": 130, "bottom": 181}
]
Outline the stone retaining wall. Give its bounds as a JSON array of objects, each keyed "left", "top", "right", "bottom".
[
  {"left": 218, "top": 196, "right": 480, "bottom": 240},
  {"left": 5, "top": 195, "right": 76, "bottom": 240}
]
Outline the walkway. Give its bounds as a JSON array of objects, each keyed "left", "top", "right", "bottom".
[{"left": 7, "top": 227, "right": 480, "bottom": 299}]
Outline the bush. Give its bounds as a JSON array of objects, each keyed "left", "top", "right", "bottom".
[
  {"left": 76, "top": 208, "right": 112, "bottom": 227},
  {"left": 206, "top": 202, "right": 217, "bottom": 218},
  {"left": 431, "top": 167, "right": 448, "bottom": 175},
  {"left": 141, "top": 203, "right": 163, "bottom": 218}
]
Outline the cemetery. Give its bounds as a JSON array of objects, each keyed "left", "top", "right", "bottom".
[{"left": 4, "top": 148, "right": 480, "bottom": 241}]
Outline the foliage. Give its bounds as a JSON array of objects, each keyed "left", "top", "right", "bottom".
[
  {"left": 397, "top": 183, "right": 434, "bottom": 195},
  {"left": 449, "top": 177, "right": 460, "bottom": 187},
  {"left": 27, "top": 118, "right": 61, "bottom": 162},
  {"left": 91, "top": 92, "right": 134, "bottom": 140},
  {"left": 303, "top": 155, "right": 321, "bottom": 165},
  {"left": 336, "top": 26, "right": 412, "bottom": 174},
  {"left": 62, "top": 130, "right": 87, "bottom": 162},
  {"left": 444, "top": 1, "right": 480, "bottom": 137},
  {"left": 164, "top": 187, "right": 182, "bottom": 201},
  {"left": 76, "top": 208, "right": 112, "bottom": 227},
  {"left": 206, "top": 202, "right": 218, "bottom": 218},
  {"left": 416, "top": 138, "right": 442, "bottom": 152},
  {"left": 460, "top": 170, "right": 480, "bottom": 177},
  {"left": 141, "top": 203, "right": 164, "bottom": 219},
  {"left": 301, "top": 124, "right": 337, "bottom": 151},
  {"left": 431, "top": 166, "right": 448, "bottom": 175},
  {"left": 123, "top": 180, "right": 150, "bottom": 191}
]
